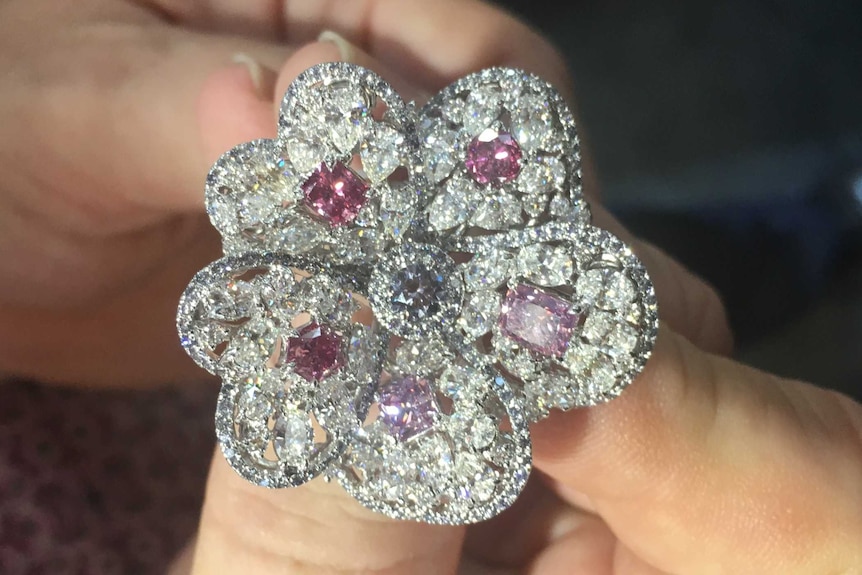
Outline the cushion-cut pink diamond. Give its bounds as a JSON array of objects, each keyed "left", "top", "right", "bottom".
[
  {"left": 301, "top": 162, "right": 369, "bottom": 226},
  {"left": 286, "top": 322, "right": 344, "bottom": 381},
  {"left": 378, "top": 375, "right": 439, "bottom": 441},
  {"left": 465, "top": 128, "right": 523, "bottom": 185},
  {"left": 499, "top": 284, "right": 579, "bottom": 357}
]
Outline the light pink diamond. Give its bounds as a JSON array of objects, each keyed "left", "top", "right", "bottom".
[
  {"left": 465, "top": 128, "right": 523, "bottom": 186},
  {"left": 301, "top": 162, "right": 369, "bottom": 226},
  {"left": 286, "top": 322, "right": 344, "bottom": 381},
  {"left": 499, "top": 284, "right": 579, "bottom": 357},
  {"left": 378, "top": 375, "right": 439, "bottom": 441}
]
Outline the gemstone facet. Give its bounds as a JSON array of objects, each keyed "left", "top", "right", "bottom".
[
  {"left": 499, "top": 284, "right": 580, "bottom": 357},
  {"left": 465, "top": 128, "right": 523, "bottom": 185},
  {"left": 390, "top": 264, "right": 446, "bottom": 322},
  {"left": 286, "top": 322, "right": 344, "bottom": 381},
  {"left": 378, "top": 375, "right": 439, "bottom": 441},
  {"left": 301, "top": 162, "right": 369, "bottom": 226}
]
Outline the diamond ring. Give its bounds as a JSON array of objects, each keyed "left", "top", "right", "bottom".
[{"left": 176, "top": 62, "right": 658, "bottom": 524}]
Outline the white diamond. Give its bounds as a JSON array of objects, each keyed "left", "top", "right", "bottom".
[
  {"left": 284, "top": 126, "right": 329, "bottom": 173},
  {"left": 235, "top": 386, "right": 272, "bottom": 453},
  {"left": 470, "top": 415, "right": 497, "bottom": 450},
  {"left": 272, "top": 215, "right": 325, "bottom": 253},
  {"left": 470, "top": 192, "right": 522, "bottom": 229},
  {"left": 361, "top": 124, "right": 404, "bottom": 183},
  {"left": 517, "top": 155, "right": 566, "bottom": 195},
  {"left": 499, "top": 349, "right": 540, "bottom": 381},
  {"left": 220, "top": 317, "right": 280, "bottom": 370},
  {"left": 521, "top": 194, "right": 548, "bottom": 219},
  {"left": 453, "top": 453, "right": 497, "bottom": 501},
  {"left": 438, "top": 364, "right": 485, "bottom": 402},
  {"left": 582, "top": 311, "right": 638, "bottom": 354},
  {"left": 462, "top": 251, "right": 512, "bottom": 290},
  {"left": 511, "top": 93, "right": 558, "bottom": 150},
  {"left": 312, "top": 82, "right": 370, "bottom": 153},
  {"left": 441, "top": 97, "right": 466, "bottom": 123},
  {"left": 428, "top": 177, "right": 474, "bottom": 231},
  {"left": 422, "top": 120, "right": 461, "bottom": 182},
  {"left": 273, "top": 408, "right": 312, "bottom": 466},
  {"left": 394, "top": 336, "right": 450, "bottom": 374},
  {"left": 575, "top": 268, "right": 637, "bottom": 310},
  {"left": 459, "top": 291, "right": 501, "bottom": 339},
  {"left": 463, "top": 85, "right": 502, "bottom": 134},
  {"left": 515, "top": 244, "right": 573, "bottom": 286}
]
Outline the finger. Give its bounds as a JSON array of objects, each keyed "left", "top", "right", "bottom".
[
  {"left": 146, "top": 0, "right": 571, "bottom": 97},
  {"left": 187, "top": 455, "right": 464, "bottom": 575},
  {"left": 3, "top": 24, "right": 291, "bottom": 233},
  {"left": 533, "top": 327, "right": 862, "bottom": 574}
]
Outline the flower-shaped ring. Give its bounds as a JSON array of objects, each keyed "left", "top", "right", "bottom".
[{"left": 177, "top": 63, "right": 658, "bottom": 525}]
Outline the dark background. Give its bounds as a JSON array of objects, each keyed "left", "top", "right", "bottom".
[{"left": 495, "top": 0, "right": 862, "bottom": 399}]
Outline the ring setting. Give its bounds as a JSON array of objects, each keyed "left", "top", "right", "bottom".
[{"left": 177, "top": 62, "right": 658, "bottom": 524}]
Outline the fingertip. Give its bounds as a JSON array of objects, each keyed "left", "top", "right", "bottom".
[{"left": 197, "top": 63, "right": 277, "bottom": 165}]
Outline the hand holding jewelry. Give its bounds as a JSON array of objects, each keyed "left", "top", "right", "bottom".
[{"left": 176, "top": 62, "right": 657, "bottom": 525}]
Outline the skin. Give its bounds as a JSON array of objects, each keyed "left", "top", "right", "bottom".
[{"left": 0, "top": 0, "right": 859, "bottom": 573}]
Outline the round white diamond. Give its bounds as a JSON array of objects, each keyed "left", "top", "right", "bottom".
[
  {"left": 515, "top": 244, "right": 574, "bottom": 286},
  {"left": 462, "top": 251, "right": 512, "bottom": 290},
  {"left": 470, "top": 192, "right": 522, "bottom": 229},
  {"left": 517, "top": 155, "right": 566, "bottom": 195},
  {"left": 582, "top": 311, "right": 639, "bottom": 354},
  {"left": 575, "top": 267, "right": 637, "bottom": 310}
]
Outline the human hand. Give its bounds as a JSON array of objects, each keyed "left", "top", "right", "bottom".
[
  {"left": 147, "top": 2, "right": 860, "bottom": 574},
  {"left": 0, "top": 0, "right": 724, "bottom": 389},
  {"left": 0, "top": 0, "right": 302, "bottom": 387}
]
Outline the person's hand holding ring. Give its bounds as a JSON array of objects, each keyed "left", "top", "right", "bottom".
[{"left": 0, "top": 0, "right": 859, "bottom": 573}]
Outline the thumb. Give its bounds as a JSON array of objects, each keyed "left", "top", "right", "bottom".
[{"left": 534, "top": 327, "right": 862, "bottom": 574}]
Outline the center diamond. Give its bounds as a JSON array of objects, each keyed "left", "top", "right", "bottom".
[
  {"left": 390, "top": 264, "right": 445, "bottom": 321},
  {"left": 369, "top": 244, "right": 464, "bottom": 339},
  {"left": 499, "top": 284, "right": 580, "bottom": 357},
  {"left": 301, "top": 162, "right": 369, "bottom": 226}
]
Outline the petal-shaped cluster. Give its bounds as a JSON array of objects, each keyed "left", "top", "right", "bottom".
[{"left": 177, "top": 63, "right": 657, "bottom": 524}]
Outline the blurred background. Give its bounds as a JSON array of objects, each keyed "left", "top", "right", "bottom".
[{"left": 496, "top": 0, "right": 862, "bottom": 399}]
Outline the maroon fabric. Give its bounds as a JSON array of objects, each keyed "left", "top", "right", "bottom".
[{"left": 0, "top": 381, "right": 216, "bottom": 575}]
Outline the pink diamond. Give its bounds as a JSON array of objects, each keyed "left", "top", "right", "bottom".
[
  {"left": 378, "top": 375, "right": 439, "bottom": 441},
  {"left": 465, "top": 128, "right": 523, "bottom": 185},
  {"left": 301, "top": 162, "right": 369, "bottom": 226},
  {"left": 499, "top": 284, "right": 580, "bottom": 357},
  {"left": 286, "top": 322, "right": 344, "bottom": 381}
]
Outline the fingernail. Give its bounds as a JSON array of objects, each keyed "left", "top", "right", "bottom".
[
  {"left": 318, "top": 30, "right": 357, "bottom": 62},
  {"left": 231, "top": 53, "right": 267, "bottom": 98}
]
